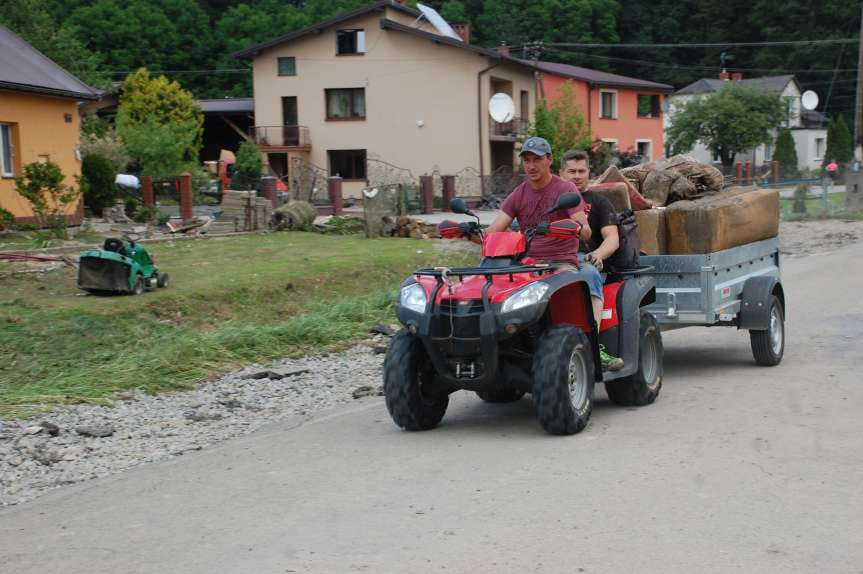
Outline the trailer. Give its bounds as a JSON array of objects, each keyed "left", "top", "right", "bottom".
[{"left": 638, "top": 237, "right": 785, "bottom": 365}]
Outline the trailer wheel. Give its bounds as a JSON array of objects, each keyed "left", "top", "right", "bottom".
[
  {"left": 475, "top": 388, "right": 525, "bottom": 403},
  {"left": 749, "top": 295, "right": 784, "bottom": 366},
  {"left": 532, "top": 325, "right": 594, "bottom": 435},
  {"left": 606, "top": 311, "right": 663, "bottom": 406},
  {"left": 384, "top": 330, "right": 448, "bottom": 431}
]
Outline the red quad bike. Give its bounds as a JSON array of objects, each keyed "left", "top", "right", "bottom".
[{"left": 383, "top": 194, "right": 663, "bottom": 435}]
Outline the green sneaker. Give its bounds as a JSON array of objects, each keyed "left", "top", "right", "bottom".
[{"left": 599, "top": 344, "right": 624, "bottom": 371}]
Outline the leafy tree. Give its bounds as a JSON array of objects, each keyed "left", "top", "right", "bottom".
[
  {"left": 231, "top": 140, "right": 263, "bottom": 191},
  {"left": 528, "top": 81, "right": 592, "bottom": 170},
  {"left": 667, "top": 82, "right": 786, "bottom": 168},
  {"left": 118, "top": 116, "right": 199, "bottom": 181},
  {"left": 80, "top": 154, "right": 118, "bottom": 216},
  {"left": 773, "top": 127, "right": 798, "bottom": 179},
  {"left": 439, "top": 0, "right": 468, "bottom": 22},
  {"left": 824, "top": 114, "right": 854, "bottom": 167},
  {"left": 80, "top": 131, "right": 131, "bottom": 174},
  {"left": 117, "top": 68, "right": 204, "bottom": 161},
  {"left": 14, "top": 161, "right": 79, "bottom": 237}
]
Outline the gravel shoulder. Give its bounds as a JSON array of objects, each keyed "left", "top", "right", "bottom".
[{"left": 2, "top": 219, "right": 860, "bottom": 506}]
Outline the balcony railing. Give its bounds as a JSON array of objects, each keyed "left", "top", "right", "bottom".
[
  {"left": 489, "top": 117, "right": 530, "bottom": 140},
  {"left": 250, "top": 125, "right": 311, "bottom": 149}
]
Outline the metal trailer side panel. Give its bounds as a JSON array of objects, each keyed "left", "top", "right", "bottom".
[{"left": 639, "top": 237, "right": 780, "bottom": 328}]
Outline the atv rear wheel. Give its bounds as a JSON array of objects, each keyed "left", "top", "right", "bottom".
[
  {"left": 749, "top": 295, "right": 784, "bottom": 366},
  {"left": 157, "top": 272, "right": 170, "bottom": 288},
  {"left": 475, "top": 388, "right": 525, "bottom": 403},
  {"left": 532, "top": 325, "right": 595, "bottom": 435},
  {"left": 384, "top": 330, "right": 448, "bottom": 431},
  {"left": 605, "top": 311, "right": 663, "bottom": 406}
]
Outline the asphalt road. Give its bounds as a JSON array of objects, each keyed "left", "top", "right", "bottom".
[{"left": 2, "top": 242, "right": 862, "bottom": 574}]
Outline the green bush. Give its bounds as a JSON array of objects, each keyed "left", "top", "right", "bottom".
[
  {"left": 14, "top": 161, "right": 79, "bottom": 238},
  {"left": 0, "top": 207, "right": 15, "bottom": 230},
  {"left": 792, "top": 184, "right": 808, "bottom": 213},
  {"left": 81, "top": 154, "right": 118, "bottom": 216},
  {"left": 231, "top": 140, "right": 262, "bottom": 191},
  {"left": 774, "top": 128, "right": 798, "bottom": 179}
]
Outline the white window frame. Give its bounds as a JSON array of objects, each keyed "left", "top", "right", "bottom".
[
  {"left": 814, "top": 137, "right": 825, "bottom": 161},
  {"left": 599, "top": 89, "right": 618, "bottom": 119},
  {"left": 600, "top": 138, "right": 618, "bottom": 150},
  {"left": 0, "top": 123, "right": 13, "bottom": 178},
  {"left": 635, "top": 139, "right": 652, "bottom": 161}
]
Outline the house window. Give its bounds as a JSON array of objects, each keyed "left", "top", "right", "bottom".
[
  {"left": 600, "top": 90, "right": 617, "bottom": 119},
  {"left": 0, "top": 124, "right": 13, "bottom": 177},
  {"left": 278, "top": 57, "right": 296, "bottom": 76},
  {"left": 328, "top": 149, "right": 366, "bottom": 180},
  {"left": 337, "top": 29, "right": 365, "bottom": 55},
  {"left": 815, "top": 137, "right": 825, "bottom": 159},
  {"left": 764, "top": 143, "right": 773, "bottom": 162},
  {"left": 325, "top": 88, "right": 365, "bottom": 120},
  {"left": 636, "top": 139, "right": 652, "bottom": 160},
  {"left": 601, "top": 138, "right": 618, "bottom": 150},
  {"left": 637, "top": 94, "right": 661, "bottom": 118}
]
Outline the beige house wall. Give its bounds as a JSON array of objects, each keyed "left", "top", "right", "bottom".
[{"left": 250, "top": 7, "right": 535, "bottom": 197}]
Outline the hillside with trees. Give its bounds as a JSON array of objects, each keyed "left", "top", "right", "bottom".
[{"left": 1, "top": 0, "right": 859, "bottom": 120}]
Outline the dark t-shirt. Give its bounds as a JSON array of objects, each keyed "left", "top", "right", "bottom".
[
  {"left": 579, "top": 191, "right": 618, "bottom": 253},
  {"left": 500, "top": 175, "right": 584, "bottom": 264}
]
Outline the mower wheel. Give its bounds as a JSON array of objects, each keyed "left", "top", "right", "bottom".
[
  {"left": 132, "top": 276, "right": 145, "bottom": 296},
  {"left": 476, "top": 388, "right": 525, "bottom": 403},
  {"left": 606, "top": 311, "right": 663, "bottom": 407},
  {"left": 157, "top": 272, "right": 170, "bottom": 288},
  {"left": 384, "top": 330, "right": 448, "bottom": 431},
  {"left": 532, "top": 325, "right": 594, "bottom": 435},
  {"left": 749, "top": 295, "right": 784, "bottom": 366}
]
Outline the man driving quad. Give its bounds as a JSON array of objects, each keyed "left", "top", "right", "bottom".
[{"left": 484, "top": 138, "right": 622, "bottom": 371}]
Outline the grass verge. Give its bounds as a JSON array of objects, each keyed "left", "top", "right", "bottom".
[{"left": 0, "top": 232, "right": 477, "bottom": 418}]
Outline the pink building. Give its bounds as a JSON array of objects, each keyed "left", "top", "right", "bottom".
[{"left": 533, "top": 61, "right": 673, "bottom": 162}]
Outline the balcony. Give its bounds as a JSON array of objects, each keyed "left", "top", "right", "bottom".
[
  {"left": 489, "top": 117, "right": 529, "bottom": 141},
  {"left": 249, "top": 125, "right": 311, "bottom": 150}
]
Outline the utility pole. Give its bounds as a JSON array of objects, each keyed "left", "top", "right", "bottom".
[{"left": 856, "top": 2, "right": 863, "bottom": 159}]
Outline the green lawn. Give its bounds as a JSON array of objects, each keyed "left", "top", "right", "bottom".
[
  {"left": 0, "top": 232, "right": 476, "bottom": 417},
  {"left": 779, "top": 191, "right": 863, "bottom": 220}
]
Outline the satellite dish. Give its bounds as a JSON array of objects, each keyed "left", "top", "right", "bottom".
[
  {"left": 489, "top": 93, "right": 515, "bottom": 123},
  {"left": 416, "top": 3, "right": 462, "bottom": 41},
  {"left": 801, "top": 90, "right": 819, "bottom": 111}
]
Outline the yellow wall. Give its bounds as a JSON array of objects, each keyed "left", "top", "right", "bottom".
[{"left": 0, "top": 90, "right": 83, "bottom": 219}]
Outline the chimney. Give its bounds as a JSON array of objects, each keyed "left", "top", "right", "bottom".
[
  {"left": 719, "top": 70, "right": 730, "bottom": 81},
  {"left": 731, "top": 72, "right": 743, "bottom": 81},
  {"left": 451, "top": 22, "right": 470, "bottom": 44},
  {"left": 497, "top": 41, "right": 510, "bottom": 57}
]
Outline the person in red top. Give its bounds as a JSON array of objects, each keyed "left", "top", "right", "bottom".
[
  {"left": 486, "top": 137, "right": 590, "bottom": 264},
  {"left": 826, "top": 159, "right": 839, "bottom": 182}
]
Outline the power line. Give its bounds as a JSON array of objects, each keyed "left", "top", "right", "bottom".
[{"left": 515, "top": 38, "right": 860, "bottom": 49}]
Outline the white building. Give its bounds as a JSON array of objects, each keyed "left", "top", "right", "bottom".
[{"left": 665, "top": 73, "right": 827, "bottom": 174}]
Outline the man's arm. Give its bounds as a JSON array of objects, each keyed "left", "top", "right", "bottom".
[{"left": 585, "top": 224, "right": 619, "bottom": 269}]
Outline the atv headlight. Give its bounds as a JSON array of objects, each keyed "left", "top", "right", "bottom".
[
  {"left": 500, "top": 283, "right": 549, "bottom": 314},
  {"left": 400, "top": 283, "right": 428, "bottom": 313}
]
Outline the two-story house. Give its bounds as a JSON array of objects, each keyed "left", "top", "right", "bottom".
[
  {"left": 531, "top": 60, "right": 673, "bottom": 161},
  {"left": 234, "top": 0, "right": 541, "bottom": 198},
  {"left": 666, "top": 73, "right": 827, "bottom": 172},
  {"left": 0, "top": 24, "right": 98, "bottom": 225}
]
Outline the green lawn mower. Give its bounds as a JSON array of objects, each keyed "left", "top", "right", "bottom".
[{"left": 77, "top": 234, "right": 168, "bottom": 295}]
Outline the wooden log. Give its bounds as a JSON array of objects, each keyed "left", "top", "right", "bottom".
[
  {"left": 586, "top": 182, "right": 631, "bottom": 212},
  {"left": 664, "top": 188, "right": 779, "bottom": 254},
  {"left": 635, "top": 208, "right": 667, "bottom": 255}
]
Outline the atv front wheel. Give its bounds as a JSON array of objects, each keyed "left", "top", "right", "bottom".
[
  {"left": 384, "top": 330, "right": 448, "bottom": 431},
  {"left": 476, "top": 388, "right": 525, "bottom": 403},
  {"left": 605, "top": 311, "right": 663, "bottom": 406},
  {"left": 532, "top": 325, "right": 595, "bottom": 435}
]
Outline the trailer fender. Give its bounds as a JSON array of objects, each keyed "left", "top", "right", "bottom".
[{"left": 738, "top": 277, "right": 785, "bottom": 330}]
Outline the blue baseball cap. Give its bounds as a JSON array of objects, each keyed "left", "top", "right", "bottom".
[{"left": 519, "top": 137, "right": 552, "bottom": 157}]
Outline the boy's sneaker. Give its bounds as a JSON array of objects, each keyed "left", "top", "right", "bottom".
[{"left": 599, "top": 344, "right": 624, "bottom": 371}]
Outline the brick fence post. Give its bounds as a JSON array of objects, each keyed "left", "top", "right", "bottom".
[
  {"left": 420, "top": 175, "right": 434, "bottom": 214},
  {"left": 771, "top": 160, "right": 780, "bottom": 184},
  {"left": 141, "top": 176, "right": 154, "bottom": 207},
  {"left": 744, "top": 161, "right": 752, "bottom": 186},
  {"left": 179, "top": 172, "right": 193, "bottom": 221},
  {"left": 735, "top": 162, "right": 743, "bottom": 185},
  {"left": 261, "top": 176, "right": 278, "bottom": 208},
  {"left": 442, "top": 175, "right": 455, "bottom": 208},
  {"left": 328, "top": 176, "right": 343, "bottom": 215}
]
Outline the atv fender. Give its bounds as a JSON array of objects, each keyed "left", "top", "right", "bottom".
[
  {"left": 738, "top": 277, "right": 785, "bottom": 331},
  {"left": 599, "top": 276, "right": 656, "bottom": 382}
]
